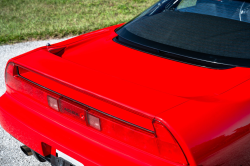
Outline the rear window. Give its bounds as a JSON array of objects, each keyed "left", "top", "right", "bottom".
[
  {"left": 177, "top": 0, "right": 250, "bottom": 22},
  {"left": 116, "top": 0, "right": 250, "bottom": 67}
]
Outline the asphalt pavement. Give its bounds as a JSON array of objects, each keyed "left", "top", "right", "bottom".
[{"left": 0, "top": 38, "right": 68, "bottom": 166}]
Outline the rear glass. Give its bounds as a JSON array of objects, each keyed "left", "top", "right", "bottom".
[
  {"left": 116, "top": 0, "right": 250, "bottom": 66},
  {"left": 177, "top": 0, "right": 250, "bottom": 22}
]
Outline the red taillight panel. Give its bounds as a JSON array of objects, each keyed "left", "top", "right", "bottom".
[
  {"left": 5, "top": 62, "right": 17, "bottom": 85},
  {"left": 59, "top": 98, "right": 87, "bottom": 125},
  {"left": 5, "top": 64, "right": 50, "bottom": 106},
  {"left": 154, "top": 121, "right": 187, "bottom": 164},
  {"left": 87, "top": 108, "right": 159, "bottom": 155},
  {"left": 5, "top": 63, "right": 15, "bottom": 76},
  {"left": 4, "top": 63, "right": 188, "bottom": 165}
]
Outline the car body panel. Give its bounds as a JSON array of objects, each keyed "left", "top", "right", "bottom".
[
  {"left": 12, "top": 47, "right": 189, "bottom": 131},
  {"left": 60, "top": 27, "right": 250, "bottom": 99},
  {"left": 1, "top": 24, "right": 250, "bottom": 166},
  {"left": 0, "top": 92, "right": 182, "bottom": 166},
  {"left": 159, "top": 78, "right": 250, "bottom": 165}
]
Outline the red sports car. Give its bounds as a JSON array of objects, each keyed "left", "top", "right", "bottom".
[{"left": 1, "top": 0, "right": 250, "bottom": 165}]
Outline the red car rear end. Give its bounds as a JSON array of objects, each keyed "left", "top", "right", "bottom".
[
  {"left": 2, "top": 0, "right": 250, "bottom": 165},
  {"left": 0, "top": 25, "right": 190, "bottom": 166}
]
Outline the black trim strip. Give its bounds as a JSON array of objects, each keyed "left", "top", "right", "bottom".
[
  {"left": 114, "top": 35, "right": 235, "bottom": 70},
  {"left": 16, "top": 67, "right": 154, "bottom": 134}
]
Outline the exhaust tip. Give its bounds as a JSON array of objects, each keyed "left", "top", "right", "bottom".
[{"left": 20, "top": 145, "right": 33, "bottom": 156}]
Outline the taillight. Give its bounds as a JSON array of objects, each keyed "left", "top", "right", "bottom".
[
  {"left": 47, "top": 96, "right": 60, "bottom": 111},
  {"left": 5, "top": 62, "right": 17, "bottom": 85},
  {"left": 59, "top": 98, "right": 188, "bottom": 165},
  {"left": 87, "top": 114, "right": 101, "bottom": 130},
  {"left": 154, "top": 121, "right": 187, "bottom": 164},
  {"left": 5, "top": 63, "right": 187, "bottom": 165},
  {"left": 58, "top": 98, "right": 87, "bottom": 125},
  {"left": 5, "top": 62, "right": 58, "bottom": 106}
]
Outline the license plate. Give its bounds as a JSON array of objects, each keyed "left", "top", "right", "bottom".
[{"left": 56, "top": 150, "right": 84, "bottom": 166}]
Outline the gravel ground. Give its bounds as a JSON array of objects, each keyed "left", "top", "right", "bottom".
[{"left": 0, "top": 38, "right": 68, "bottom": 166}]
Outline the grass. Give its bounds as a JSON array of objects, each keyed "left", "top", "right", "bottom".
[{"left": 0, "top": 0, "right": 157, "bottom": 45}]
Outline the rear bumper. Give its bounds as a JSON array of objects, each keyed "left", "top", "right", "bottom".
[{"left": 0, "top": 92, "right": 180, "bottom": 166}]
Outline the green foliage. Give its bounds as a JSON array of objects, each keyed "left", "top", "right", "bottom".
[{"left": 0, "top": 0, "right": 157, "bottom": 45}]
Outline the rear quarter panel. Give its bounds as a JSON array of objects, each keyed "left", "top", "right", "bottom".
[{"left": 158, "top": 78, "right": 250, "bottom": 165}]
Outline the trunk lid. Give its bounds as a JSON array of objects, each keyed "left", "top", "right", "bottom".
[
  {"left": 13, "top": 26, "right": 250, "bottom": 130},
  {"left": 61, "top": 29, "right": 250, "bottom": 100}
]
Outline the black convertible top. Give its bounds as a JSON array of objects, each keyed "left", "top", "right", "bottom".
[
  {"left": 116, "top": 0, "right": 250, "bottom": 67},
  {"left": 126, "top": 11, "right": 250, "bottom": 59}
]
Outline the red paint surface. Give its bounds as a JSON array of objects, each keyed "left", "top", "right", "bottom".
[{"left": 1, "top": 24, "right": 250, "bottom": 165}]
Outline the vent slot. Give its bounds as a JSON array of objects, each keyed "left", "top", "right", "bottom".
[{"left": 48, "top": 47, "right": 66, "bottom": 57}]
